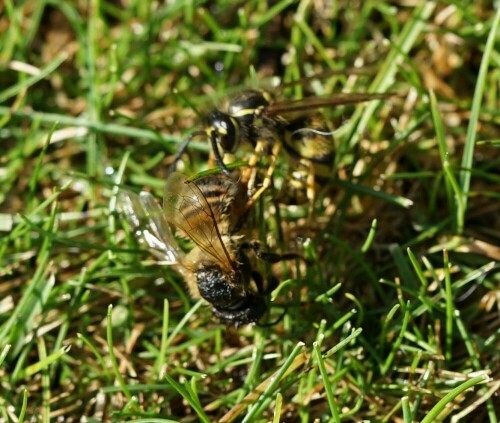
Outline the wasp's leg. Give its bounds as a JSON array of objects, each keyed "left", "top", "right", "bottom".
[
  {"left": 244, "top": 141, "right": 281, "bottom": 212},
  {"left": 303, "top": 158, "right": 316, "bottom": 218},
  {"left": 280, "top": 159, "right": 316, "bottom": 216},
  {"left": 244, "top": 139, "right": 267, "bottom": 192}
]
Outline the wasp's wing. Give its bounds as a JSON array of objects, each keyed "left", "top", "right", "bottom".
[
  {"left": 163, "top": 172, "right": 234, "bottom": 272},
  {"left": 278, "top": 66, "right": 378, "bottom": 89},
  {"left": 266, "top": 92, "right": 392, "bottom": 116},
  {"left": 118, "top": 190, "right": 184, "bottom": 264}
]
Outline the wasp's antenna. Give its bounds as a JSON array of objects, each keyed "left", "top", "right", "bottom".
[
  {"left": 167, "top": 130, "right": 206, "bottom": 176},
  {"left": 210, "top": 131, "right": 232, "bottom": 177},
  {"left": 291, "top": 127, "right": 335, "bottom": 137}
]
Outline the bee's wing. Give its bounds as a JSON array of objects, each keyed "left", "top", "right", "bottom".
[
  {"left": 163, "top": 172, "right": 235, "bottom": 273},
  {"left": 266, "top": 92, "right": 392, "bottom": 116},
  {"left": 118, "top": 190, "right": 184, "bottom": 264}
]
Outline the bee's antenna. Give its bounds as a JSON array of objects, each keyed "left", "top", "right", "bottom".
[
  {"left": 210, "top": 130, "right": 232, "bottom": 177},
  {"left": 167, "top": 130, "right": 205, "bottom": 176},
  {"left": 257, "top": 306, "right": 287, "bottom": 327}
]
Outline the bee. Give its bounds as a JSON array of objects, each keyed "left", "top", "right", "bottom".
[
  {"left": 119, "top": 171, "right": 294, "bottom": 326},
  {"left": 170, "top": 71, "right": 392, "bottom": 208}
]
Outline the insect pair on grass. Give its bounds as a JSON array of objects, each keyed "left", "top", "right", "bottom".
[{"left": 120, "top": 70, "right": 391, "bottom": 326}]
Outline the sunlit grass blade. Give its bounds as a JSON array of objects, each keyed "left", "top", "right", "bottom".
[
  {"left": 442, "top": 250, "right": 454, "bottom": 364},
  {"left": 160, "top": 378, "right": 205, "bottom": 423},
  {"left": 429, "top": 90, "right": 456, "bottom": 231},
  {"left": 0, "top": 54, "right": 67, "bottom": 104},
  {"left": 106, "top": 305, "right": 133, "bottom": 403},
  {"left": 77, "top": 333, "right": 111, "bottom": 382},
  {"left": 450, "top": 380, "right": 500, "bottom": 423},
  {"left": 389, "top": 244, "right": 417, "bottom": 289},
  {"left": 360, "top": 218, "right": 377, "bottom": 253},
  {"left": 272, "top": 392, "right": 283, "bottom": 423},
  {"left": 16, "top": 389, "right": 28, "bottom": 422},
  {"left": 220, "top": 344, "right": 306, "bottom": 423},
  {"left": 28, "top": 123, "right": 58, "bottom": 202},
  {"left": 0, "top": 344, "right": 10, "bottom": 367},
  {"left": 346, "top": 2, "right": 437, "bottom": 145},
  {"left": 153, "top": 299, "right": 170, "bottom": 379},
  {"left": 442, "top": 160, "right": 465, "bottom": 233},
  {"left": 379, "top": 304, "right": 400, "bottom": 352},
  {"left": 0, "top": 206, "right": 58, "bottom": 354},
  {"left": 459, "top": 8, "right": 500, "bottom": 223},
  {"left": 313, "top": 341, "right": 341, "bottom": 422},
  {"left": 406, "top": 248, "right": 428, "bottom": 290},
  {"left": 381, "top": 301, "right": 410, "bottom": 375},
  {"left": 164, "top": 300, "right": 203, "bottom": 351},
  {"left": 16, "top": 345, "right": 71, "bottom": 381},
  {"left": 243, "top": 329, "right": 267, "bottom": 390},
  {"left": 401, "top": 396, "right": 412, "bottom": 423},
  {"left": 336, "top": 179, "right": 414, "bottom": 208},
  {"left": 454, "top": 309, "right": 498, "bottom": 420},
  {"left": 421, "top": 374, "right": 490, "bottom": 423},
  {"left": 240, "top": 343, "right": 306, "bottom": 423},
  {"left": 163, "top": 374, "right": 210, "bottom": 423},
  {"left": 37, "top": 336, "right": 50, "bottom": 423},
  {"left": 0, "top": 106, "right": 204, "bottom": 150},
  {"left": 251, "top": 0, "right": 296, "bottom": 27},
  {"left": 323, "top": 328, "right": 363, "bottom": 359}
]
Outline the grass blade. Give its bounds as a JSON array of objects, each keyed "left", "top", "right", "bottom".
[
  {"left": 459, "top": 8, "right": 500, "bottom": 227},
  {"left": 313, "top": 341, "right": 341, "bottom": 422},
  {"left": 421, "top": 375, "right": 490, "bottom": 423}
]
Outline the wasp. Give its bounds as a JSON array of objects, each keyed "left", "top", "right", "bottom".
[
  {"left": 170, "top": 70, "right": 392, "bottom": 209},
  {"left": 119, "top": 171, "right": 296, "bottom": 326}
]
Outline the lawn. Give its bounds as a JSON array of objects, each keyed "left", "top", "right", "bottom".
[{"left": 0, "top": 1, "right": 499, "bottom": 422}]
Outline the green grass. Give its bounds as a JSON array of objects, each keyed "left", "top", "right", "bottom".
[{"left": 1, "top": 1, "right": 499, "bottom": 422}]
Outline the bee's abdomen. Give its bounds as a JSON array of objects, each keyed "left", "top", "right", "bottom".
[{"left": 180, "top": 176, "right": 246, "bottom": 233}]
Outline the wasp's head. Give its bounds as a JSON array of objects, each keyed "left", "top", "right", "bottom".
[
  {"left": 205, "top": 110, "right": 241, "bottom": 154},
  {"left": 227, "top": 90, "right": 270, "bottom": 123}
]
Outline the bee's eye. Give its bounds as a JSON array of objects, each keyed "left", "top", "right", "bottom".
[{"left": 207, "top": 111, "right": 239, "bottom": 153}]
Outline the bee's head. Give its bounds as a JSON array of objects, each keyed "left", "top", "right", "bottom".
[
  {"left": 212, "top": 294, "right": 267, "bottom": 327},
  {"left": 195, "top": 265, "right": 266, "bottom": 326},
  {"left": 195, "top": 265, "right": 244, "bottom": 306}
]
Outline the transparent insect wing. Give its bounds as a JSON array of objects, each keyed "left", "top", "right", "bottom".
[
  {"left": 118, "top": 190, "right": 183, "bottom": 264},
  {"left": 163, "top": 172, "right": 234, "bottom": 272},
  {"left": 266, "top": 92, "right": 391, "bottom": 116}
]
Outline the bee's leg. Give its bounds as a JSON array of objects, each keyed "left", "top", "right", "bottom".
[
  {"left": 241, "top": 240, "right": 303, "bottom": 263},
  {"left": 251, "top": 269, "right": 280, "bottom": 303},
  {"left": 244, "top": 141, "right": 281, "bottom": 212},
  {"left": 266, "top": 275, "right": 280, "bottom": 293},
  {"left": 244, "top": 241, "right": 301, "bottom": 299},
  {"left": 251, "top": 271, "right": 265, "bottom": 294}
]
